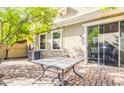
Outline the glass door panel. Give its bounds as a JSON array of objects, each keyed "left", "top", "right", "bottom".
[
  {"left": 87, "top": 25, "right": 99, "bottom": 64},
  {"left": 99, "top": 22, "right": 118, "bottom": 66},
  {"left": 120, "top": 21, "right": 124, "bottom": 65},
  {"left": 99, "top": 25, "right": 104, "bottom": 65}
]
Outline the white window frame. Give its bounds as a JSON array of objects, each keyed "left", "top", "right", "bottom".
[
  {"left": 51, "top": 29, "right": 63, "bottom": 51},
  {"left": 39, "top": 33, "right": 47, "bottom": 50}
]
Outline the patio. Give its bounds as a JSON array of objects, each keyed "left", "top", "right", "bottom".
[{"left": 0, "top": 58, "right": 124, "bottom": 86}]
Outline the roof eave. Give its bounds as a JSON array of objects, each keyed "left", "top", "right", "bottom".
[{"left": 54, "top": 8, "right": 124, "bottom": 27}]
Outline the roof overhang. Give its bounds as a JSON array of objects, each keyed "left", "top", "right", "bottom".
[{"left": 54, "top": 8, "right": 124, "bottom": 28}]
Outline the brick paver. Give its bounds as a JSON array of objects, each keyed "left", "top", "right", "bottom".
[{"left": 0, "top": 58, "right": 124, "bottom": 86}]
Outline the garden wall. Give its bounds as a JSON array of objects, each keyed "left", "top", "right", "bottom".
[{"left": 0, "top": 43, "right": 28, "bottom": 59}]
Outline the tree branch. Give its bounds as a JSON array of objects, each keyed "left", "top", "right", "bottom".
[{"left": 1, "top": 25, "right": 12, "bottom": 43}]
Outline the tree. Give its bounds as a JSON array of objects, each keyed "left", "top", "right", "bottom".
[
  {"left": 0, "top": 7, "right": 58, "bottom": 60},
  {"left": 101, "top": 7, "right": 117, "bottom": 10}
]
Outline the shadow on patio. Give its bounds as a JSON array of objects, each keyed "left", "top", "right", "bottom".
[{"left": 0, "top": 58, "right": 124, "bottom": 86}]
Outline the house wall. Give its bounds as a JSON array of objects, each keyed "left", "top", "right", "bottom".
[
  {"left": 36, "top": 23, "right": 85, "bottom": 58},
  {"left": 36, "top": 32, "right": 64, "bottom": 58},
  {"left": 37, "top": 11, "right": 124, "bottom": 62},
  {"left": 63, "top": 23, "right": 85, "bottom": 57}
]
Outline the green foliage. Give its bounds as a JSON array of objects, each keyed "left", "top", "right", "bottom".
[
  {"left": 101, "top": 7, "right": 117, "bottom": 10},
  {"left": 0, "top": 7, "right": 58, "bottom": 59},
  {"left": 0, "top": 7, "right": 58, "bottom": 46}
]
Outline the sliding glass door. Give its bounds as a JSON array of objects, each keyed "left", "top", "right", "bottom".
[{"left": 87, "top": 22, "right": 119, "bottom": 66}]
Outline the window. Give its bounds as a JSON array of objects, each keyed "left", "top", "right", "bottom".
[
  {"left": 52, "top": 30, "right": 62, "bottom": 50},
  {"left": 40, "top": 34, "right": 46, "bottom": 49}
]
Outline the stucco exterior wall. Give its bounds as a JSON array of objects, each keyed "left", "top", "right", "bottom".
[
  {"left": 63, "top": 23, "right": 85, "bottom": 57},
  {"left": 36, "top": 23, "right": 85, "bottom": 58}
]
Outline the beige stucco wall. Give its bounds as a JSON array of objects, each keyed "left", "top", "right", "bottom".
[
  {"left": 36, "top": 23, "right": 85, "bottom": 58},
  {"left": 0, "top": 43, "right": 28, "bottom": 59},
  {"left": 63, "top": 23, "right": 85, "bottom": 57}
]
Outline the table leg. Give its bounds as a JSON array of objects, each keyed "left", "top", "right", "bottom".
[
  {"left": 73, "top": 66, "right": 83, "bottom": 79},
  {"left": 32, "top": 64, "right": 45, "bottom": 84},
  {"left": 52, "top": 73, "right": 61, "bottom": 83},
  {"left": 60, "top": 70, "right": 64, "bottom": 86},
  {"left": 53, "top": 70, "right": 71, "bottom": 86},
  {"left": 53, "top": 70, "right": 64, "bottom": 86}
]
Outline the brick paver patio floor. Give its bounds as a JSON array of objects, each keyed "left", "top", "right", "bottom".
[{"left": 0, "top": 58, "right": 124, "bottom": 86}]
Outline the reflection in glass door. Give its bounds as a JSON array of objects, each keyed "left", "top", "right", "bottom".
[
  {"left": 87, "top": 22, "right": 119, "bottom": 66},
  {"left": 88, "top": 25, "right": 99, "bottom": 64},
  {"left": 99, "top": 22, "right": 118, "bottom": 66}
]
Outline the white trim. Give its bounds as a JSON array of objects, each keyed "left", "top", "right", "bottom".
[
  {"left": 82, "top": 14, "right": 124, "bottom": 27},
  {"left": 84, "top": 26, "right": 88, "bottom": 64},
  {"left": 39, "top": 33, "right": 47, "bottom": 50},
  {"left": 97, "top": 25, "right": 100, "bottom": 65},
  {"left": 83, "top": 17, "right": 124, "bottom": 67},
  {"left": 51, "top": 29, "right": 63, "bottom": 51},
  {"left": 118, "top": 21, "right": 121, "bottom": 67},
  {"left": 119, "top": 21, "right": 124, "bottom": 67}
]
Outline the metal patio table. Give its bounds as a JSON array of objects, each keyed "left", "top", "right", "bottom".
[{"left": 31, "top": 57, "right": 84, "bottom": 86}]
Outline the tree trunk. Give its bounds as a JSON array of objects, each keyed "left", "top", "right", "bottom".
[
  {"left": 5, "top": 49, "right": 9, "bottom": 60},
  {"left": 4, "top": 43, "right": 15, "bottom": 60}
]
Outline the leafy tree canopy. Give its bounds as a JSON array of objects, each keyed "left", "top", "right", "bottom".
[
  {"left": 101, "top": 7, "right": 117, "bottom": 10},
  {"left": 0, "top": 7, "right": 58, "bottom": 44},
  {"left": 0, "top": 7, "right": 58, "bottom": 59}
]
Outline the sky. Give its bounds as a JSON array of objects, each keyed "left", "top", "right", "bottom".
[{"left": 0, "top": 0, "right": 123, "bottom": 7}]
